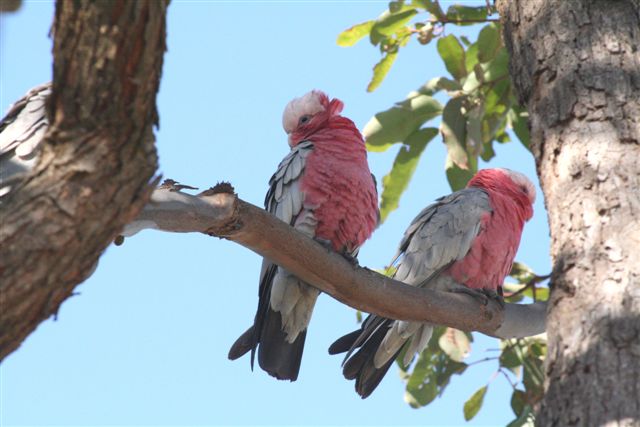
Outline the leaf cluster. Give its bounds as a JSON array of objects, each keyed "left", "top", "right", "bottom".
[
  {"left": 338, "top": 0, "right": 530, "bottom": 222},
  {"left": 338, "top": 2, "right": 546, "bottom": 424}
]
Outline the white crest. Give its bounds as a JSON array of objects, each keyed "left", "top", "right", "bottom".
[
  {"left": 282, "top": 91, "right": 325, "bottom": 134},
  {"left": 501, "top": 168, "right": 537, "bottom": 204}
]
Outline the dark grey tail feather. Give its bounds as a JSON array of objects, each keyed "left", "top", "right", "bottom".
[
  {"left": 342, "top": 326, "right": 402, "bottom": 398},
  {"left": 355, "top": 352, "right": 399, "bottom": 399},
  {"left": 228, "top": 326, "right": 255, "bottom": 361},
  {"left": 328, "top": 330, "right": 362, "bottom": 355},
  {"left": 257, "top": 308, "right": 306, "bottom": 381},
  {"left": 330, "top": 316, "right": 402, "bottom": 398}
]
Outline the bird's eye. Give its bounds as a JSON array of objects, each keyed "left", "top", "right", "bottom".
[
  {"left": 520, "top": 185, "right": 528, "bottom": 194},
  {"left": 299, "top": 115, "right": 311, "bottom": 125}
]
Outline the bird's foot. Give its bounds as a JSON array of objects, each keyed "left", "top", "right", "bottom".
[
  {"left": 340, "top": 252, "right": 360, "bottom": 267},
  {"left": 481, "top": 288, "right": 505, "bottom": 308},
  {"left": 314, "top": 238, "right": 360, "bottom": 266},
  {"left": 450, "top": 286, "right": 504, "bottom": 307},
  {"left": 450, "top": 286, "right": 490, "bottom": 305}
]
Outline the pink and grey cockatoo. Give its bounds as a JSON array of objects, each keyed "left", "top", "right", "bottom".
[
  {"left": 228, "top": 90, "right": 379, "bottom": 381},
  {"left": 0, "top": 83, "right": 51, "bottom": 200},
  {"left": 329, "top": 168, "right": 535, "bottom": 398}
]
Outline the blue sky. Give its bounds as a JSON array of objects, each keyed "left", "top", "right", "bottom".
[{"left": 0, "top": 1, "right": 550, "bottom": 425}]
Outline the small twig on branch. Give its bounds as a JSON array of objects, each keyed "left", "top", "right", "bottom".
[
  {"left": 432, "top": 18, "right": 500, "bottom": 23},
  {"left": 504, "top": 273, "right": 551, "bottom": 299},
  {"left": 122, "top": 182, "right": 547, "bottom": 340},
  {"left": 498, "top": 367, "right": 518, "bottom": 390},
  {"left": 467, "top": 356, "right": 500, "bottom": 367}
]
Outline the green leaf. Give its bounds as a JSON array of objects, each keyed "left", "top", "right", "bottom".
[
  {"left": 496, "top": 130, "right": 511, "bottom": 143},
  {"left": 477, "top": 23, "right": 501, "bottom": 63},
  {"left": 465, "top": 42, "right": 479, "bottom": 73},
  {"left": 441, "top": 96, "right": 468, "bottom": 168},
  {"left": 483, "top": 79, "right": 511, "bottom": 121},
  {"left": 438, "top": 328, "right": 471, "bottom": 362},
  {"left": 435, "top": 357, "right": 467, "bottom": 387},
  {"left": 462, "top": 66, "right": 481, "bottom": 92},
  {"left": 365, "top": 93, "right": 442, "bottom": 151},
  {"left": 396, "top": 342, "right": 411, "bottom": 372},
  {"left": 404, "top": 352, "right": 439, "bottom": 407},
  {"left": 507, "top": 405, "right": 535, "bottom": 427},
  {"left": 510, "top": 262, "right": 535, "bottom": 283},
  {"left": 445, "top": 5, "right": 488, "bottom": 25},
  {"left": 420, "top": 76, "right": 462, "bottom": 95},
  {"left": 367, "top": 51, "right": 398, "bottom": 92},
  {"left": 369, "top": 28, "right": 385, "bottom": 46},
  {"left": 529, "top": 341, "right": 547, "bottom": 358},
  {"left": 337, "top": 20, "right": 375, "bottom": 47},
  {"left": 437, "top": 35, "right": 467, "bottom": 81},
  {"left": 402, "top": 330, "right": 468, "bottom": 409},
  {"left": 356, "top": 310, "right": 363, "bottom": 323},
  {"left": 523, "top": 356, "right": 544, "bottom": 391},
  {"left": 480, "top": 139, "right": 495, "bottom": 161},
  {"left": 373, "top": 8, "right": 418, "bottom": 37},
  {"left": 379, "top": 128, "right": 438, "bottom": 222},
  {"left": 500, "top": 343, "right": 523, "bottom": 375},
  {"left": 531, "top": 287, "right": 549, "bottom": 301},
  {"left": 411, "top": 0, "right": 430, "bottom": 7},
  {"left": 484, "top": 48, "right": 510, "bottom": 82},
  {"left": 503, "top": 283, "right": 549, "bottom": 301},
  {"left": 463, "top": 385, "right": 488, "bottom": 421},
  {"left": 482, "top": 79, "right": 512, "bottom": 144},
  {"left": 445, "top": 155, "right": 474, "bottom": 191},
  {"left": 416, "top": 0, "right": 445, "bottom": 19},
  {"left": 509, "top": 105, "right": 531, "bottom": 149},
  {"left": 503, "top": 283, "right": 525, "bottom": 303},
  {"left": 466, "top": 103, "right": 484, "bottom": 157},
  {"left": 389, "top": 0, "right": 404, "bottom": 13},
  {"left": 510, "top": 389, "right": 526, "bottom": 416}
]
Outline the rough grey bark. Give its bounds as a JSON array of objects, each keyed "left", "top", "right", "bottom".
[
  {"left": 0, "top": 0, "right": 168, "bottom": 360},
  {"left": 497, "top": 0, "right": 640, "bottom": 425}
]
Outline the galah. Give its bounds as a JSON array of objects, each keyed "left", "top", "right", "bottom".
[
  {"left": 0, "top": 83, "right": 51, "bottom": 199},
  {"left": 228, "top": 90, "right": 379, "bottom": 381},
  {"left": 329, "top": 168, "right": 535, "bottom": 398}
]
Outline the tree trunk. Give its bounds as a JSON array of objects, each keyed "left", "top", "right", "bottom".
[
  {"left": 497, "top": 0, "right": 640, "bottom": 425},
  {"left": 0, "top": 0, "right": 168, "bottom": 360}
]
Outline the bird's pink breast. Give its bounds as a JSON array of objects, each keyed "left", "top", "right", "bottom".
[
  {"left": 299, "top": 126, "right": 378, "bottom": 253},
  {"left": 447, "top": 194, "right": 526, "bottom": 290}
]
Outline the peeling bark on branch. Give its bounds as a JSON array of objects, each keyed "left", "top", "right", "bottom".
[
  {"left": 497, "top": 0, "right": 640, "bottom": 425},
  {"left": 122, "top": 184, "right": 547, "bottom": 340},
  {"left": 0, "top": 0, "right": 169, "bottom": 361}
]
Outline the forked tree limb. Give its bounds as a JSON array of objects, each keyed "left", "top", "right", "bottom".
[{"left": 123, "top": 183, "right": 547, "bottom": 339}]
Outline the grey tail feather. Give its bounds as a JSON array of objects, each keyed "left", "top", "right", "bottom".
[
  {"left": 354, "top": 352, "right": 399, "bottom": 399},
  {"left": 257, "top": 308, "right": 306, "bottom": 381},
  {"left": 328, "top": 329, "right": 362, "bottom": 355},
  {"left": 332, "top": 317, "right": 400, "bottom": 398},
  {"left": 229, "top": 263, "right": 307, "bottom": 380},
  {"left": 228, "top": 326, "right": 255, "bottom": 362}
]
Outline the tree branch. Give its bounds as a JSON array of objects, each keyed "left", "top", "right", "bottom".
[{"left": 123, "top": 182, "right": 547, "bottom": 340}]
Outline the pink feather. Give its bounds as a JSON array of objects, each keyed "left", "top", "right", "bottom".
[{"left": 447, "top": 169, "right": 534, "bottom": 291}]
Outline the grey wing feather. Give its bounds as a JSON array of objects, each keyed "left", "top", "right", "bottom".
[
  {"left": 258, "top": 141, "right": 313, "bottom": 282},
  {"left": 264, "top": 140, "right": 313, "bottom": 223},
  {"left": 0, "top": 83, "right": 52, "bottom": 198},
  {"left": 392, "top": 188, "right": 492, "bottom": 287}
]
